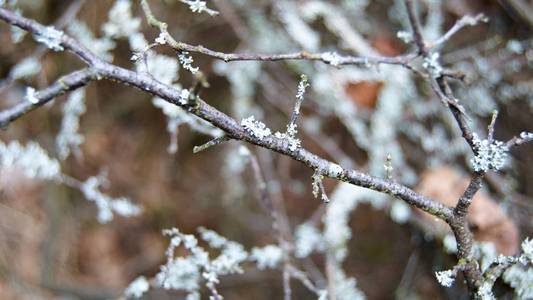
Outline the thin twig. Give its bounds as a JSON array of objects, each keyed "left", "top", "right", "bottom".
[
  {"left": 140, "top": 0, "right": 418, "bottom": 67},
  {"left": 0, "top": 68, "right": 99, "bottom": 128}
]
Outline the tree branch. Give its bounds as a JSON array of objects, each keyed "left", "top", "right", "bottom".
[
  {"left": 0, "top": 68, "right": 98, "bottom": 128},
  {"left": 140, "top": 0, "right": 418, "bottom": 68},
  {"left": 0, "top": 7, "right": 454, "bottom": 223}
]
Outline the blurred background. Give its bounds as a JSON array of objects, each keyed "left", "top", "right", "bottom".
[{"left": 0, "top": 0, "right": 532, "bottom": 299}]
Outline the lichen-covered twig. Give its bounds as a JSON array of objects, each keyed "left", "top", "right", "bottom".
[
  {"left": 140, "top": 0, "right": 419, "bottom": 68},
  {"left": 0, "top": 68, "right": 99, "bottom": 128},
  {"left": 2, "top": 5, "right": 532, "bottom": 298}
]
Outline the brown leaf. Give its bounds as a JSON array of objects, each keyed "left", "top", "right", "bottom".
[
  {"left": 345, "top": 81, "right": 383, "bottom": 110},
  {"left": 415, "top": 166, "right": 519, "bottom": 255}
]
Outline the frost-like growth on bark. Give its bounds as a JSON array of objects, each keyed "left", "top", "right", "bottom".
[
  {"left": 9, "top": 57, "right": 41, "bottom": 80},
  {"left": 102, "top": 0, "right": 141, "bottom": 38},
  {"left": 180, "top": 0, "right": 219, "bottom": 16},
  {"left": 435, "top": 269, "right": 455, "bottom": 287},
  {"left": 503, "top": 264, "right": 533, "bottom": 299},
  {"left": 294, "top": 222, "right": 324, "bottom": 258},
  {"left": 327, "top": 163, "right": 343, "bottom": 177},
  {"left": 321, "top": 51, "right": 342, "bottom": 66},
  {"left": 383, "top": 154, "right": 393, "bottom": 179},
  {"left": 0, "top": 140, "right": 61, "bottom": 180},
  {"left": 177, "top": 51, "right": 199, "bottom": 74},
  {"left": 474, "top": 242, "right": 498, "bottom": 272},
  {"left": 311, "top": 171, "right": 329, "bottom": 202},
  {"left": 124, "top": 276, "right": 150, "bottom": 299},
  {"left": 477, "top": 282, "right": 496, "bottom": 300},
  {"left": 274, "top": 129, "right": 301, "bottom": 152},
  {"left": 156, "top": 227, "right": 248, "bottom": 299},
  {"left": 56, "top": 89, "right": 86, "bottom": 160},
  {"left": 318, "top": 290, "right": 328, "bottom": 300},
  {"left": 396, "top": 30, "right": 413, "bottom": 43},
  {"left": 325, "top": 183, "right": 385, "bottom": 261},
  {"left": 422, "top": 0, "right": 444, "bottom": 42},
  {"left": 241, "top": 116, "right": 271, "bottom": 140},
  {"left": 520, "top": 131, "right": 533, "bottom": 141},
  {"left": 0, "top": 140, "right": 139, "bottom": 223},
  {"left": 471, "top": 133, "right": 508, "bottom": 172},
  {"left": 139, "top": 50, "right": 215, "bottom": 154},
  {"left": 273, "top": 74, "right": 309, "bottom": 151},
  {"left": 155, "top": 32, "right": 166, "bottom": 45},
  {"left": 128, "top": 32, "right": 149, "bottom": 52},
  {"left": 141, "top": 53, "right": 179, "bottom": 85},
  {"left": 33, "top": 26, "right": 64, "bottom": 51},
  {"left": 295, "top": 74, "right": 309, "bottom": 104},
  {"left": 10, "top": 24, "right": 27, "bottom": 43},
  {"left": 158, "top": 256, "right": 201, "bottom": 291},
  {"left": 249, "top": 245, "right": 283, "bottom": 270},
  {"left": 333, "top": 266, "right": 365, "bottom": 300},
  {"left": 389, "top": 200, "right": 411, "bottom": 224},
  {"left": 422, "top": 52, "right": 443, "bottom": 78},
  {"left": 311, "top": 172, "right": 320, "bottom": 198},
  {"left": 506, "top": 40, "right": 523, "bottom": 54},
  {"left": 25, "top": 86, "right": 39, "bottom": 104},
  {"left": 213, "top": 61, "right": 261, "bottom": 119},
  {"left": 277, "top": 2, "right": 320, "bottom": 51},
  {"left": 522, "top": 237, "right": 533, "bottom": 263},
  {"left": 68, "top": 20, "right": 115, "bottom": 61},
  {"left": 443, "top": 234, "right": 458, "bottom": 254},
  {"left": 196, "top": 227, "right": 248, "bottom": 274},
  {"left": 80, "top": 173, "right": 142, "bottom": 223},
  {"left": 178, "top": 89, "right": 190, "bottom": 105},
  {"left": 246, "top": 11, "right": 292, "bottom": 53}
]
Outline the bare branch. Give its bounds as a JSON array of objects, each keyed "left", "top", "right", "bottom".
[
  {"left": 140, "top": 0, "right": 418, "bottom": 68},
  {"left": 404, "top": 0, "right": 427, "bottom": 55},
  {"left": 430, "top": 14, "right": 488, "bottom": 48},
  {"left": 0, "top": 6, "right": 454, "bottom": 223},
  {"left": 0, "top": 68, "right": 98, "bottom": 128}
]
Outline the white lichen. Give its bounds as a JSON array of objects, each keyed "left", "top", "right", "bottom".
[
  {"left": 80, "top": 173, "right": 143, "bottom": 223},
  {"left": 435, "top": 269, "right": 455, "bottom": 287},
  {"left": 477, "top": 282, "right": 496, "bottom": 300},
  {"left": 178, "top": 51, "right": 199, "bottom": 74},
  {"left": 9, "top": 57, "right": 41, "bottom": 80},
  {"left": 520, "top": 131, "right": 533, "bottom": 141},
  {"left": 178, "top": 89, "right": 191, "bottom": 105},
  {"left": 521, "top": 237, "right": 533, "bottom": 264},
  {"left": 443, "top": 234, "right": 458, "bottom": 254},
  {"left": 180, "top": 0, "right": 219, "bottom": 16},
  {"left": 249, "top": 245, "right": 283, "bottom": 270},
  {"left": 156, "top": 227, "right": 248, "bottom": 300},
  {"left": 294, "top": 223, "right": 325, "bottom": 258},
  {"left": 34, "top": 26, "right": 64, "bottom": 51},
  {"left": 471, "top": 133, "right": 508, "bottom": 172},
  {"left": 155, "top": 32, "right": 166, "bottom": 45},
  {"left": 422, "top": 52, "right": 443, "bottom": 78},
  {"left": 241, "top": 116, "right": 271, "bottom": 140},
  {"left": 124, "top": 276, "right": 150, "bottom": 299},
  {"left": 390, "top": 200, "right": 411, "bottom": 224},
  {"left": 56, "top": 89, "right": 86, "bottom": 160},
  {"left": 102, "top": 0, "right": 141, "bottom": 39},
  {"left": 25, "top": 86, "right": 39, "bottom": 104},
  {"left": 321, "top": 51, "right": 342, "bottom": 66},
  {"left": 0, "top": 140, "right": 61, "bottom": 180},
  {"left": 68, "top": 20, "right": 115, "bottom": 61},
  {"left": 396, "top": 30, "right": 413, "bottom": 43}
]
